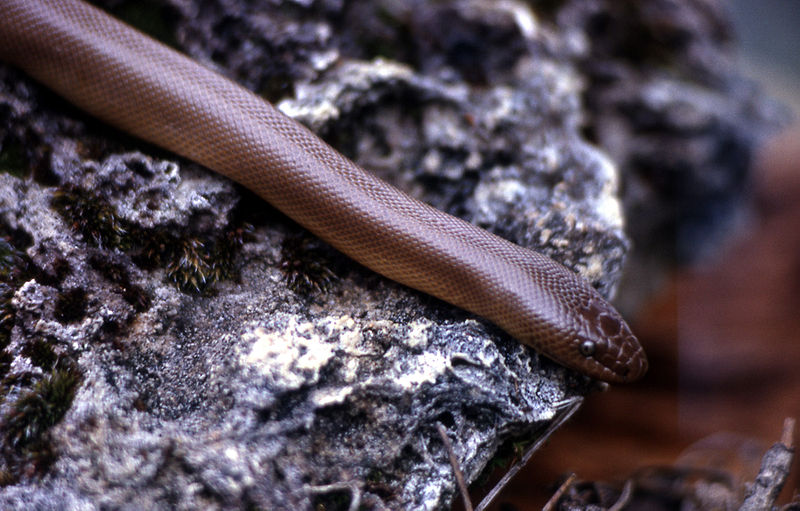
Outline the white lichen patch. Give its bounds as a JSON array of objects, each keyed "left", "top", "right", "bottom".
[
  {"left": 278, "top": 58, "right": 416, "bottom": 132},
  {"left": 581, "top": 145, "right": 625, "bottom": 230},
  {"left": 472, "top": 171, "right": 526, "bottom": 224},
  {"left": 391, "top": 350, "right": 449, "bottom": 390},
  {"left": 405, "top": 320, "right": 432, "bottom": 349},
  {"left": 580, "top": 254, "right": 607, "bottom": 282},
  {"left": 310, "top": 385, "right": 355, "bottom": 408},
  {"left": 238, "top": 313, "right": 374, "bottom": 392},
  {"left": 239, "top": 315, "right": 335, "bottom": 392},
  {"left": 497, "top": 0, "right": 539, "bottom": 39}
]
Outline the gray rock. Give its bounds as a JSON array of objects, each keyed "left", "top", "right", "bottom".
[
  {"left": 0, "top": 0, "right": 781, "bottom": 510},
  {"left": 555, "top": 0, "right": 788, "bottom": 310}
]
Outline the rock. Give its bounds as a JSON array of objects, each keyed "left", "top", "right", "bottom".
[
  {"left": 0, "top": 0, "right": 781, "bottom": 509},
  {"left": 555, "top": 0, "right": 788, "bottom": 311}
]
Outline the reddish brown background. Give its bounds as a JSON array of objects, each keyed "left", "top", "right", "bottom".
[
  {"left": 487, "top": 124, "right": 800, "bottom": 509},
  {"left": 454, "top": 2, "right": 800, "bottom": 508}
]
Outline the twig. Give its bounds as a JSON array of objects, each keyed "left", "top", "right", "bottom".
[
  {"left": 542, "top": 472, "right": 576, "bottom": 511},
  {"left": 437, "top": 422, "right": 473, "bottom": 511},
  {"left": 305, "top": 481, "right": 362, "bottom": 511},
  {"left": 739, "top": 417, "right": 795, "bottom": 511},
  {"left": 782, "top": 417, "right": 795, "bottom": 447},
  {"left": 779, "top": 490, "right": 800, "bottom": 511},
  {"left": 474, "top": 397, "right": 584, "bottom": 511},
  {"left": 608, "top": 479, "right": 634, "bottom": 511}
]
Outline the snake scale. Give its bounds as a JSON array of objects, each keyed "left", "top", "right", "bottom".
[{"left": 0, "top": 0, "right": 647, "bottom": 382}]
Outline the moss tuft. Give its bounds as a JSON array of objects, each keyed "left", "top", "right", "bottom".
[
  {"left": 89, "top": 255, "right": 151, "bottom": 312},
  {"left": 2, "top": 367, "right": 82, "bottom": 449},
  {"left": 0, "top": 237, "right": 32, "bottom": 350},
  {"left": 54, "top": 288, "right": 88, "bottom": 323},
  {"left": 21, "top": 339, "right": 57, "bottom": 370},
  {"left": 280, "top": 233, "right": 338, "bottom": 295},
  {"left": 0, "top": 239, "right": 26, "bottom": 282},
  {"left": 52, "top": 185, "right": 129, "bottom": 249},
  {"left": 0, "top": 139, "right": 29, "bottom": 178},
  {"left": 53, "top": 184, "right": 251, "bottom": 295},
  {"left": 142, "top": 223, "right": 251, "bottom": 295},
  {"left": 0, "top": 469, "right": 16, "bottom": 487},
  {"left": 165, "top": 237, "right": 215, "bottom": 293},
  {"left": 311, "top": 489, "right": 354, "bottom": 511}
]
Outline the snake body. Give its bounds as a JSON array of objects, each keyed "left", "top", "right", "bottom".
[{"left": 0, "top": 0, "right": 646, "bottom": 382}]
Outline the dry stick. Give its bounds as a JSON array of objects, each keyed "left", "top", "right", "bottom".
[
  {"left": 542, "top": 472, "right": 576, "bottom": 511},
  {"left": 608, "top": 479, "right": 634, "bottom": 511},
  {"left": 739, "top": 417, "right": 796, "bottom": 511},
  {"left": 781, "top": 417, "right": 796, "bottom": 448},
  {"left": 304, "top": 481, "right": 362, "bottom": 511},
  {"left": 474, "top": 397, "right": 584, "bottom": 511},
  {"left": 437, "top": 422, "right": 474, "bottom": 511}
]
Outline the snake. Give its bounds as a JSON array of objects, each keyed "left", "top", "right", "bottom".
[{"left": 0, "top": 0, "right": 647, "bottom": 382}]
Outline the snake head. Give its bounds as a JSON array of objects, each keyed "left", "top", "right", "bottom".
[{"left": 569, "top": 297, "right": 648, "bottom": 383}]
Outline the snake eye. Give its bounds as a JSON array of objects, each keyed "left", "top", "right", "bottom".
[{"left": 579, "top": 340, "right": 596, "bottom": 357}]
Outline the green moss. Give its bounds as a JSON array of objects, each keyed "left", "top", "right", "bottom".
[
  {"left": 2, "top": 367, "right": 82, "bottom": 448},
  {"left": 0, "top": 140, "right": 28, "bottom": 178},
  {"left": 473, "top": 435, "right": 537, "bottom": 488},
  {"left": 0, "top": 239, "right": 26, "bottom": 282},
  {"left": 89, "top": 255, "right": 151, "bottom": 312},
  {"left": 141, "top": 223, "right": 250, "bottom": 295},
  {"left": 311, "top": 489, "right": 353, "bottom": 511},
  {"left": 0, "top": 235, "right": 81, "bottom": 476},
  {"left": 0, "top": 283, "right": 14, "bottom": 350},
  {"left": 21, "top": 339, "right": 57, "bottom": 370},
  {"left": 52, "top": 185, "right": 129, "bottom": 249},
  {"left": 0, "top": 469, "right": 16, "bottom": 487},
  {"left": 110, "top": 0, "right": 180, "bottom": 50},
  {"left": 54, "top": 288, "right": 88, "bottom": 323},
  {"left": 0, "top": 238, "right": 31, "bottom": 350},
  {"left": 54, "top": 184, "right": 251, "bottom": 295},
  {"left": 0, "top": 351, "right": 12, "bottom": 382},
  {"left": 0, "top": 363, "right": 81, "bottom": 478},
  {"left": 280, "top": 233, "right": 338, "bottom": 295}
]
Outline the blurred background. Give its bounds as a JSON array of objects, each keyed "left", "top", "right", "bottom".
[{"left": 482, "top": 1, "right": 800, "bottom": 508}]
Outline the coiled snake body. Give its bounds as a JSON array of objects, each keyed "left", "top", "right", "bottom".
[{"left": 0, "top": 0, "right": 647, "bottom": 382}]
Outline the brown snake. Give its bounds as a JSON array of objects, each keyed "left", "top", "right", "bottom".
[{"left": 0, "top": 0, "right": 647, "bottom": 382}]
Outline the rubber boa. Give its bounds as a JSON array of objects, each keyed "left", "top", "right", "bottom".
[{"left": 0, "top": 0, "right": 647, "bottom": 382}]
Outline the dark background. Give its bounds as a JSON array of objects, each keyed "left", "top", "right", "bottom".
[{"left": 486, "top": 1, "right": 800, "bottom": 508}]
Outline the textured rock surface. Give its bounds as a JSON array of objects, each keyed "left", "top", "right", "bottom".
[
  {"left": 555, "top": 0, "right": 787, "bottom": 310},
  {"left": 0, "top": 0, "right": 781, "bottom": 510}
]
